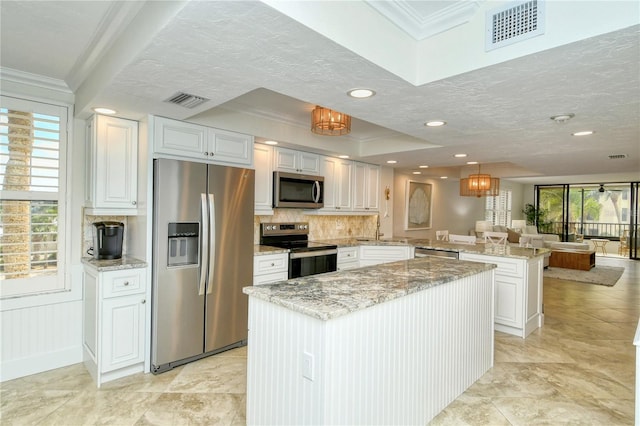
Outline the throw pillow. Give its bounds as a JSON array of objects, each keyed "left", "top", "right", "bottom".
[{"left": 507, "top": 228, "right": 521, "bottom": 243}]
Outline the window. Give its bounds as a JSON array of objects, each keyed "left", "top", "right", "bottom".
[
  {"left": 0, "top": 96, "right": 68, "bottom": 298},
  {"left": 485, "top": 189, "right": 512, "bottom": 226}
]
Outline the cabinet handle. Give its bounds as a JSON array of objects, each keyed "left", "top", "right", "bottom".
[
  {"left": 124, "top": 281, "right": 129, "bottom": 286},
  {"left": 204, "top": 152, "right": 209, "bottom": 156},
  {"left": 141, "top": 299, "right": 146, "bottom": 304},
  {"left": 131, "top": 201, "right": 137, "bottom": 206},
  {"left": 271, "top": 263, "right": 275, "bottom": 266},
  {"left": 347, "top": 254, "right": 351, "bottom": 257}
]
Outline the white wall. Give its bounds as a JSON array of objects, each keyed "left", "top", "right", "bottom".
[{"left": 392, "top": 172, "right": 528, "bottom": 238}]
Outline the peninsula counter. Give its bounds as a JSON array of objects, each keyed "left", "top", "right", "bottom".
[{"left": 243, "top": 257, "right": 496, "bottom": 425}]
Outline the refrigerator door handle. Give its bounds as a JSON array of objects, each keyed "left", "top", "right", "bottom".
[
  {"left": 199, "top": 193, "right": 208, "bottom": 296},
  {"left": 207, "top": 193, "right": 215, "bottom": 295}
]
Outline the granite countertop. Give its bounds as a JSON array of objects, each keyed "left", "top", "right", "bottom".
[
  {"left": 81, "top": 255, "right": 147, "bottom": 271},
  {"left": 314, "top": 237, "right": 549, "bottom": 260},
  {"left": 253, "top": 244, "right": 289, "bottom": 255},
  {"left": 243, "top": 256, "right": 496, "bottom": 321}
]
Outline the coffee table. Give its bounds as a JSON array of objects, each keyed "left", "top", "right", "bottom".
[{"left": 549, "top": 249, "right": 596, "bottom": 271}]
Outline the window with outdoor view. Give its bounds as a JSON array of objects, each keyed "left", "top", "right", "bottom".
[
  {"left": 538, "top": 184, "right": 631, "bottom": 240},
  {"left": 0, "top": 96, "right": 68, "bottom": 297}
]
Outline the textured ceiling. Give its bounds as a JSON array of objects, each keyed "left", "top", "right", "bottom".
[{"left": 1, "top": 0, "right": 638, "bottom": 184}]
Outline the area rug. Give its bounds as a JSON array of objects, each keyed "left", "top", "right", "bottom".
[{"left": 543, "top": 265, "right": 624, "bottom": 287}]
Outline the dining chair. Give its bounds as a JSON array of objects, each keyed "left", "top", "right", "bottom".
[
  {"left": 484, "top": 231, "right": 508, "bottom": 245},
  {"left": 435, "top": 230, "right": 449, "bottom": 241},
  {"left": 448, "top": 234, "right": 476, "bottom": 245}
]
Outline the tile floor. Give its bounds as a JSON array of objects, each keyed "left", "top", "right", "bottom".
[{"left": 1, "top": 256, "right": 638, "bottom": 425}]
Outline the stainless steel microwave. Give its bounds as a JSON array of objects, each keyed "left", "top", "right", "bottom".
[{"left": 273, "top": 171, "right": 324, "bottom": 209}]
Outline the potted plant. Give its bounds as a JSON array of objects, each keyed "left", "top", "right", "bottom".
[{"left": 522, "top": 203, "right": 549, "bottom": 229}]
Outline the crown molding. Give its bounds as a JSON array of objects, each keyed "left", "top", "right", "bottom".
[
  {"left": 366, "top": 0, "right": 481, "bottom": 40},
  {"left": 0, "top": 67, "right": 72, "bottom": 94}
]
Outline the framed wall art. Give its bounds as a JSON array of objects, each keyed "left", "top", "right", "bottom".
[{"left": 404, "top": 180, "right": 432, "bottom": 230}]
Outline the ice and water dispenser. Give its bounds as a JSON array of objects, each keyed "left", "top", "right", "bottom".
[{"left": 167, "top": 222, "right": 199, "bottom": 267}]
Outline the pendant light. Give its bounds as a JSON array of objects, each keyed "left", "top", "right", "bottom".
[
  {"left": 311, "top": 106, "right": 351, "bottom": 136},
  {"left": 460, "top": 164, "right": 500, "bottom": 197}
]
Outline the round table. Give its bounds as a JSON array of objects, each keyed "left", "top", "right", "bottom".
[{"left": 590, "top": 238, "right": 610, "bottom": 255}]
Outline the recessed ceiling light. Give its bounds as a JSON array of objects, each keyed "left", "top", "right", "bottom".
[
  {"left": 454, "top": 153, "right": 467, "bottom": 158},
  {"left": 425, "top": 120, "right": 446, "bottom": 127},
  {"left": 264, "top": 140, "right": 278, "bottom": 145},
  {"left": 93, "top": 107, "right": 116, "bottom": 115},
  {"left": 347, "top": 88, "right": 376, "bottom": 98},
  {"left": 412, "top": 171, "right": 421, "bottom": 175},
  {"left": 466, "top": 161, "right": 478, "bottom": 165},
  {"left": 440, "top": 176, "right": 448, "bottom": 179},
  {"left": 338, "top": 155, "right": 350, "bottom": 159},
  {"left": 550, "top": 113, "right": 575, "bottom": 123},
  {"left": 572, "top": 131, "right": 594, "bottom": 136},
  {"left": 386, "top": 160, "right": 397, "bottom": 164},
  {"left": 419, "top": 165, "right": 429, "bottom": 168}
]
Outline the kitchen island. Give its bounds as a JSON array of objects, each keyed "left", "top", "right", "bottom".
[
  {"left": 315, "top": 237, "right": 548, "bottom": 338},
  {"left": 243, "top": 257, "right": 496, "bottom": 425}
]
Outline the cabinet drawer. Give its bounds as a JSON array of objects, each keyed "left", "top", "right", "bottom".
[
  {"left": 460, "top": 253, "right": 524, "bottom": 278},
  {"left": 254, "top": 253, "right": 288, "bottom": 275},
  {"left": 360, "top": 245, "right": 411, "bottom": 261},
  {"left": 103, "top": 269, "right": 145, "bottom": 298},
  {"left": 253, "top": 271, "right": 288, "bottom": 286},
  {"left": 337, "top": 247, "right": 359, "bottom": 262}
]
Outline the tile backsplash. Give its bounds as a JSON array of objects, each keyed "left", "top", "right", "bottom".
[{"left": 254, "top": 209, "right": 378, "bottom": 243}]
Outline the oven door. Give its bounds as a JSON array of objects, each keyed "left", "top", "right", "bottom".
[{"left": 289, "top": 249, "right": 337, "bottom": 279}]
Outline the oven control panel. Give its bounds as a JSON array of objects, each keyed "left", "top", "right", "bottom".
[{"left": 261, "top": 222, "right": 309, "bottom": 236}]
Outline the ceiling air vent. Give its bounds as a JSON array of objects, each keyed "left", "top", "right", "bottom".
[
  {"left": 164, "top": 92, "right": 209, "bottom": 109},
  {"left": 608, "top": 154, "right": 628, "bottom": 160},
  {"left": 485, "top": 0, "right": 545, "bottom": 51}
]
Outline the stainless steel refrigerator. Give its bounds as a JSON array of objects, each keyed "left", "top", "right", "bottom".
[{"left": 151, "top": 158, "right": 254, "bottom": 373}]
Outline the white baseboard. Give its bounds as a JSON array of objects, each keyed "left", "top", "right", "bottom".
[{"left": 1, "top": 345, "right": 83, "bottom": 382}]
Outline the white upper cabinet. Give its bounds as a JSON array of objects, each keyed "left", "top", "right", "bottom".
[
  {"left": 85, "top": 115, "right": 138, "bottom": 215},
  {"left": 352, "top": 162, "right": 379, "bottom": 212},
  {"left": 254, "top": 143, "right": 274, "bottom": 215},
  {"left": 273, "top": 147, "right": 319, "bottom": 174},
  {"left": 319, "top": 156, "right": 352, "bottom": 212},
  {"left": 153, "top": 116, "right": 253, "bottom": 167}
]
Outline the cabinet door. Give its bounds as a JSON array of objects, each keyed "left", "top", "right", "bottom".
[
  {"left": 365, "top": 164, "right": 380, "bottom": 210},
  {"left": 154, "top": 116, "right": 207, "bottom": 158},
  {"left": 92, "top": 115, "right": 138, "bottom": 211},
  {"left": 336, "top": 159, "right": 353, "bottom": 210},
  {"left": 102, "top": 295, "right": 146, "bottom": 372},
  {"left": 494, "top": 274, "right": 523, "bottom": 329},
  {"left": 254, "top": 144, "right": 274, "bottom": 214},
  {"left": 298, "top": 151, "right": 320, "bottom": 174},
  {"left": 273, "top": 147, "right": 299, "bottom": 172},
  {"left": 352, "top": 162, "right": 367, "bottom": 210},
  {"left": 209, "top": 129, "right": 253, "bottom": 166},
  {"left": 319, "top": 156, "right": 338, "bottom": 211}
]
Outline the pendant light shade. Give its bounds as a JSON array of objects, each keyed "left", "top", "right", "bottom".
[
  {"left": 311, "top": 106, "right": 351, "bottom": 136},
  {"left": 460, "top": 164, "right": 500, "bottom": 197}
]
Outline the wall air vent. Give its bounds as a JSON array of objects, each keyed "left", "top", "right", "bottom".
[
  {"left": 164, "top": 92, "right": 209, "bottom": 109},
  {"left": 485, "top": 0, "right": 545, "bottom": 51},
  {"left": 608, "top": 154, "right": 628, "bottom": 160}
]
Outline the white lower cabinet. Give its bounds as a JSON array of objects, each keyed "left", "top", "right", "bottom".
[
  {"left": 83, "top": 266, "right": 147, "bottom": 387},
  {"left": 458, "top": 252, "right": 543, "bottom": 338},
  {"left": 253, "top": 253, "right": 288, "bottom": 285},
  {"left": 359, "top": 245, "right": 414, "bottom": 267},
  {"left": 337, "top": 247, "right": 359, "bottom": 271}
]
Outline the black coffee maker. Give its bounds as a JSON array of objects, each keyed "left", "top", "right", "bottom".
[{"left": 92, "top": 221, "right": 124, "bottom": 260}]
